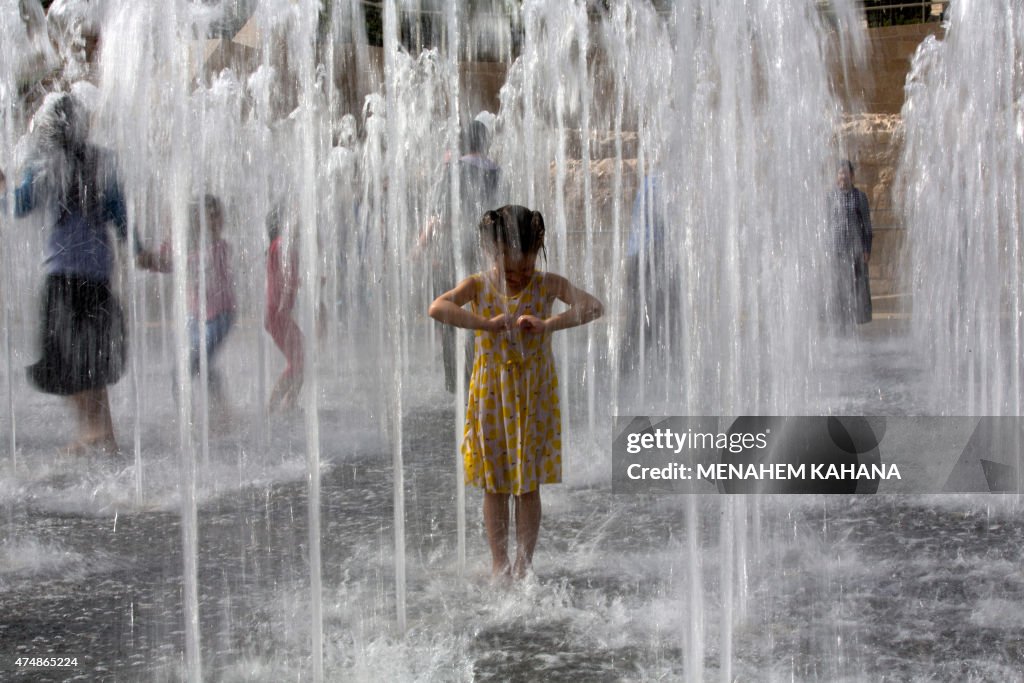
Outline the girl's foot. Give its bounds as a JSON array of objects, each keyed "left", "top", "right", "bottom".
[
  {"left": 512, "top": 556, "right": 532, "bottom": 580},
  {"left": 268, "top": 380, "right": 301, "bottom": 414},
  {"left": 490, "top": 561, "right": 512, "bottom": 586},
  {"left": 280, "top": 386, "right": 300, "bottom": 412}
]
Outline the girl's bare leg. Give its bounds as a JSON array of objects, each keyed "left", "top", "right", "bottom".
[
  {"left": 483, "top": 492, "right": 511, "bottom": 577},
  {"left": 209, "top": 370, "right": 233, "bottom": 428},
  {"left": 266, "top": 315, "right": 304, "bottom": 413},
  {"left": 68, "top": 389, "right": 118, "bottom": 453},
  {"left": 269, "top": 372, "right": 302, "bottom": 413},
  {"left": 513, "top": 490, "right": 541, "bottom": 579}
]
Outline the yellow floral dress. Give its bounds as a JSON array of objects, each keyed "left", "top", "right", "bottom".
[{"left": 462, "top": 271, "right": 562, "bottom": 494}]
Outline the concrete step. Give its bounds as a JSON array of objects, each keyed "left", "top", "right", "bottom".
[{"left": 871, "top": 292, "right": 911, "bottom": 318}]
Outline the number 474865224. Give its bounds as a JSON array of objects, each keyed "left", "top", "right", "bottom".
[{"left": 15, "top": 657, "right": 79, "bottom": 668}]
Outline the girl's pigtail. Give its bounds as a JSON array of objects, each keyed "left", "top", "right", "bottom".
[
  {"left": 479, "top": 209, "right": 501, "bottom": 254},
  {"left": 531, "top": 209, "right": 546, "bottom": 261}
]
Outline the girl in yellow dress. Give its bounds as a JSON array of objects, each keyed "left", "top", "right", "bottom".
[{"left": 428, "top": 205, "right": 603, "bottom": 579}]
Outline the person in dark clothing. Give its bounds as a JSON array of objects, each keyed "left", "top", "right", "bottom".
[
  {"left": 827, "top": 159, "right": 873, "bottom": 326},
  {"left": 1, "top": 91, "right": 146, "bottom": 454},
  {"left": 420, "top": 118, "right": 501, "bottom": 393}
]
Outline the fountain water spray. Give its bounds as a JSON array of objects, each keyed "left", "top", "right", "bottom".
[
  {"left": 0, "top": 1, "right": 886, "bottom": 679},
  {"left": 901, "top": 1, "right": 1024, "bottom": 417}
]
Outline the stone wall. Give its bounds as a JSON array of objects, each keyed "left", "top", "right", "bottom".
[{"left": 839, "top": 22, "right": 945, "bottom": 115}]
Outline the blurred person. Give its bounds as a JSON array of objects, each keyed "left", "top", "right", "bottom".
[
  {"left": 419, "top": 118, "right": 501, "bottom": 393},
  {"left": 137, "top": 194, "right": 237, "bottom": 421},
  {"left": 827, "top": 159, "right": 873, "bottom": 326},
  {"left": 264, "top": 207, "right": 304, "bottom": 412},
  {"left": 1, "top": 91, "right": 144, "bottom": 454}
]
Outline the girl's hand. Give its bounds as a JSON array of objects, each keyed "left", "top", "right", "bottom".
[
  {"left": 136, "top": 248, "right": 169, "bottom": 272},
  {"left": 135, "top": 250, "right": 156, "bottom": 270},
  {"left": 517, "top": 315, "right": 546, "bottom": 334},
  {"left": 487, "top": 314, "right": 516, "bottom": 332}
]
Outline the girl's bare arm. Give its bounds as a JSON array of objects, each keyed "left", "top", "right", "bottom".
[
  {"left": 538, "top": 273, "right": 604, "bottom": 332},
  {"left": 429, "top": 276, "right": 511, "bottom": 331}
]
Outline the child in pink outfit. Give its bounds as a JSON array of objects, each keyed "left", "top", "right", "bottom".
[
  {"left": 139, "top": 195, "right": 237, "bottom": 405},
  {"left": 265, "top": 208, "right": 303, "bottom": 412}
]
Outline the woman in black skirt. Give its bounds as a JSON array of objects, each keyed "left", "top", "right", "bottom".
[{"left": 2, "top": 92, "right": 143, "bottom": 454}]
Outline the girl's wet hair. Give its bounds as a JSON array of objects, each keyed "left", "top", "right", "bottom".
[
  {"left": 203, "top": 193, "right": 223, "bottom": 216},
  {"left": 190, "top": 194, "right": 223, "bottom": 237},
  {"left": 29, "top": 91, "right": 108, "bottom": 214},
  {"left": 32, "top": 92, "right": 87, "bottom": 156},
  {"left": 478, "top": 205, "right": 545, "bottom": 257}
]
